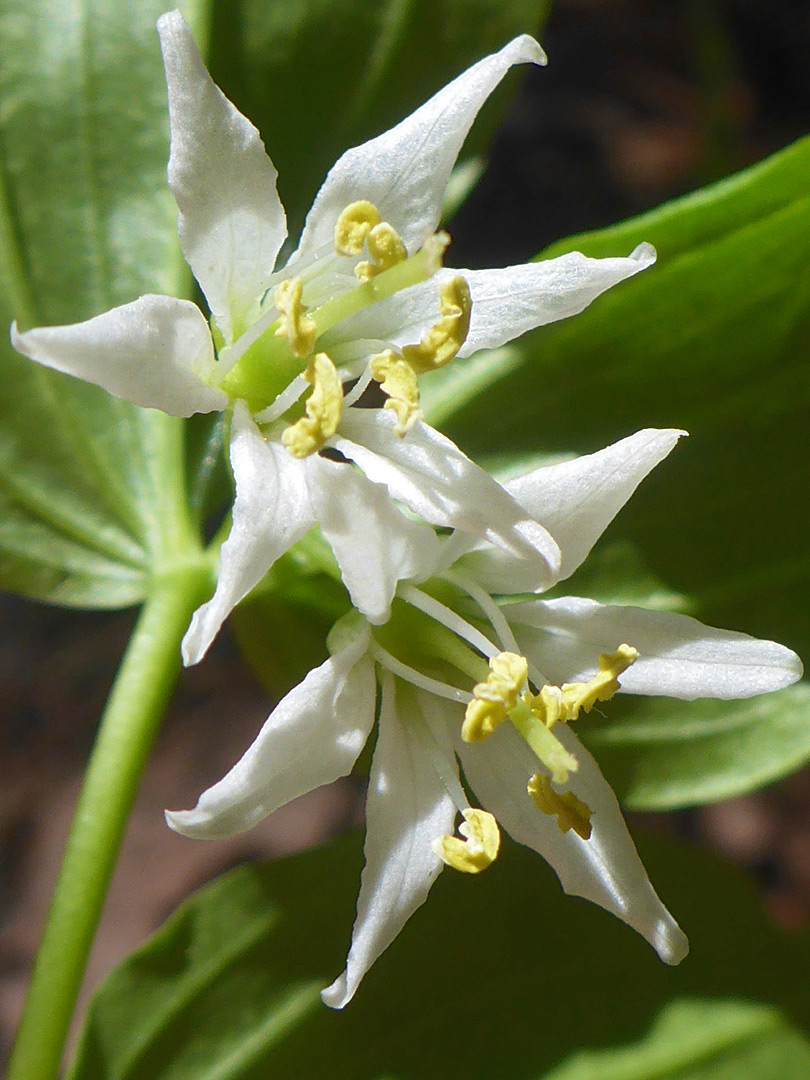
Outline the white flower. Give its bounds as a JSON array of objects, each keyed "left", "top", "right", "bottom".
[
  {"left": 165, "top": 426, "right": 803, "bottom": 1007},
  {"left": 11, "top": 10, "right": 657, "bottom": 663}
]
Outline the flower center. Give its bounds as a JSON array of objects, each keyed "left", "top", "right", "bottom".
[{"left": 208, "top": 200, "right": 470, "bottom": 454}]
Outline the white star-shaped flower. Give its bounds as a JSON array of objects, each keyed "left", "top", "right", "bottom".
[
  {"left": 11, "top": 11, "right": 657, "bottom": 663},
  {"left": 165, "top": 426, "right": 802, "bottom": 1007}
]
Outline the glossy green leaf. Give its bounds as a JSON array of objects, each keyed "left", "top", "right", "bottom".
[
  {"left": 208, "top": 0, "right": 550, "bottom": 235},
  {"left": 583, "top": 681, "right": 810, "bottom": 812},
  {"left": 0, "top": 1, "right": 206, "bottom": 606},
  {"left": 426, "top": 135, "right": 810, "bottom": 657},
  {"left": 544, "top": 999, "right": 810, "bottom": 1080},
  {"left": 69, "top": 830, "right": 810, "bottom": 1078}
]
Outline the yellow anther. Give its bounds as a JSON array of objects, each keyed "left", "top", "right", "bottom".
[
  {"left": 281, "top": 353, "right": 343, "bottom": 458},
  {"left": 433, "top": 809, "right": 500, "bottom": 874},
  {"left": 355, "top": 222, "right": 408, "bottom": 281},
  {"left": 526, "top": 644, "right": 639, "bottom": 729},
  {"left": 334, "top": 200, "right": 382, "bottom": 256},
  {"left": 528, "top": 774, "right": 593, "bottom": 840},
  {"left": 462, "top": 652, "right": 528, "bottom": 742},
  {"left": 274, "top": 278, "right": 316, "bottom": 358},
  {"left": 369, "top": 350, "right": 422, "bottom": 436},
  {"left": 401, "top": 276, "right": 472, "bottom": 374}
]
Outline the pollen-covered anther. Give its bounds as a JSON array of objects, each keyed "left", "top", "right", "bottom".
[
  {"left": 462, "top": 651, "right": 528, "bottom": 742},
  {"left": 528, "top": 773, "right": 593, "bottom": 840},
  {"left": 432, "top": 808, "right": 500, "bottom": 874},
  {"left": 281, "top": 353, "right": 343, "bottom": 458},
  {"left": 334, "top": 200, "right": 382, "bottom": 255},
  {"left": 527, "top": 643, "right": 639, "bottom": 728},
  {"left": 369, "top": 350, "right": 423, "bottom": 436},
  {"left": 274, "top": 278, "right": 316, "bottom": 358},
  {"left": 401, "top": 275, "right": 472, "bottom": 374},
  {"left": 355, "top": 223, "right": 408, "bottom": 282}
]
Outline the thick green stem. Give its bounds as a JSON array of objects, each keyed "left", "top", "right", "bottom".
[{"left": 7, "top": 567, "right": 211, "bottom": 1080}]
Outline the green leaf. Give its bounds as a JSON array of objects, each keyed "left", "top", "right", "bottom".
[
  {"left": 427, "top": 135, "right": 810, "bottom": 657},
  {"left": 69, "top": 830, "right": 810, "bottom": 1078},
  {"left": 209, "top": 0, "right": 550, "bottom": 235},
  {"left": 582, "top": 681, "right": 810, "bottom": 812},
  {"left": 544, "top": 999, "right": 810, "bottom": 1080},
  {"left": 0, "top": 1, "right": 206, "bottom": 606}
]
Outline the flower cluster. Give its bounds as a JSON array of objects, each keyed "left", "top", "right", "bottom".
[{"left": 12, "top": 10, "right": 802, "bottom": 1009}]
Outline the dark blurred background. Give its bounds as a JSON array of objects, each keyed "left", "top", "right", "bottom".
[{"left": 3, "top": 0, "right": 810, "bottom": 1058}]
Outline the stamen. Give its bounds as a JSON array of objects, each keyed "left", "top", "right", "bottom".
[
  {"left": 441, "top": 569, "right": 521, "bottom": 656},
  {"left": 525, "top": 644, "right": 639, "bottom": 728},
  {"left": 253, "top": 372, "right": 309, "bottom": 424},
  {"left": 371, "top": 644, "right": 471, "bottom": 704},
  {"left": 369, "top": 350, "right": 422, "bottom": 435},
  {"left": 281, "top": 353, "right": 343, "bottom": 458},
  {"left": 528, "top": 773, "right": 593, "bottom": 840},
  {"left": 334, "top": 201, "right": 382, "bottom": 255},
  {"left": 462, "top": 652, "right": 528, "bottom": 742},
  {"left": 399, "top": 585, "right": 498, "bottom": 661},
  {"left": 340, "top": 362, "right": 376, "bottom": 408},
  {"left": 356, "top": 222, "right": 408, "bottom": 281},
  {"left": 433, "top": 808, "right": 500, "bottom": 874},
  {"left": 401, "top": 276, "right": 472, "bottom": 374},
  {"left": 274, "top": 278, "right": 316, "bottom": 358}
]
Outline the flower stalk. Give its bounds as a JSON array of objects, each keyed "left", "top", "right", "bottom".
[{"left": 8, "top": 566, "right": 211, "bottom": 1080}]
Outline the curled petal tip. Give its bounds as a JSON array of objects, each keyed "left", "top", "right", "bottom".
[
  {"left": 630, "top": 241, "right": 657, "bottom": 266},
  {"left": 657, "top": 921, "right": 690, "bottom": 966}
]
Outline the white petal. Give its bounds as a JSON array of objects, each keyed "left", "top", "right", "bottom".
[
  {"left": 158, "top": 11, "right": 287, "bottom": 342},
  {"left": 458, "top": 245, "right": 656, "bottom": 356},
  {"left": 455, "top": 719, "right": 688, "bottom": 964},
  {"left": 322, "top": 675, "right": 456, "bottom": 1008},
  {"left": 508, "top": 596, "right": 804, "bottom": 699},
  {"left": 306, "top": 456, "right": 440, "bottom": 624},
  {"left": 462, "top": 428, "right": 685, "bottom": 588},
  {"left": 335, "top": 409, "right": 561, "bottom": 588},
  {"left": 167, "top": 624, "right": 376, "bottom": 839},
  {"left": 296, "top": 35, "right": 546, "bottom": 258},
  {"left": 330, "top": 245, "right": 655, "bottom": 356},
  {"left": 182, "top": 405, "right": 314, "bottom": 665},
  {"left": 11, "top": 296, "right": 225, "bottom": 416}
]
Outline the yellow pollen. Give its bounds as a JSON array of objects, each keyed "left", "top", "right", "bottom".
[
  {"left": 369, "top": 350, "right": 422, "bottom": 436},
  {"left": 401, "top": 276, "right": 472, "bottom": 375},
  {"left": 528, "top": 773, "right": 593, "bottom": 840},
  {"left": 355, "top": 222, "right": 408, "bottom": 281},
  {"left": 335, "top": 200, "right": 382, "bottom": 255},
  {"left": 281, "top": 353, "right": 343, "bottom": 458},
  {"left": 433, "top": 808, "right": 500, "bottom": 874},
  {"left": 274, "top": 278, "right": 316, "bottom": 358},
  {"left": 525, "top": 644, "right": 639, "bottom": 729},
  {"left": 462, "top": 652, "right": 528, "bottom": 742}
]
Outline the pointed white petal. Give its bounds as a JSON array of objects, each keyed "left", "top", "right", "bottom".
[
  {"left": 462, "top": 428, "right": 685, "bottom": 589},
  {"left": 11, "top": 296, "right": 225, "bottom": 416},
  {"left": 458, "top": 245, "right": 656, "bottom": 356},
  {"left": 328, "top": 245, "right": 655, "bottom": 357},
  {"left": 158, "top": 11, "right": 287, "bottom": 342},
  {"left": 322, "top": 676, "right": 456, "bottom": 1008},
  {"left": 296, "top": 35, "right": 546, "bottom": 258},
  {"left": 167, "top": 624, "right": 375, "bottom": 839},
  {"left": 306, "top": 456, "right": 440, "bottom": 624},
  {"left": 335, "top": 409, "right": 561, "bottom": 588},
  {"left": 182, "top": 405, "right": 314, "bottom": 665},
  {"left": 455, "top": 719, "right": 688, "bottom": 964},
  {"left": 508, "top": 596, "right": 804, "bottom": 699}
]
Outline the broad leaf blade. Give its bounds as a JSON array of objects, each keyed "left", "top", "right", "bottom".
[
  {"left": 0, "top": 0, "right": 205, "bottom": 606},
  {"left": 69, "top": 831, "right": 810, "bottom": 1078}
]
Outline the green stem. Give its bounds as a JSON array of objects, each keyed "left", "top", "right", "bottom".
[{"left": 7, "top": 566, "right": 211, "bottom": 1080}]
